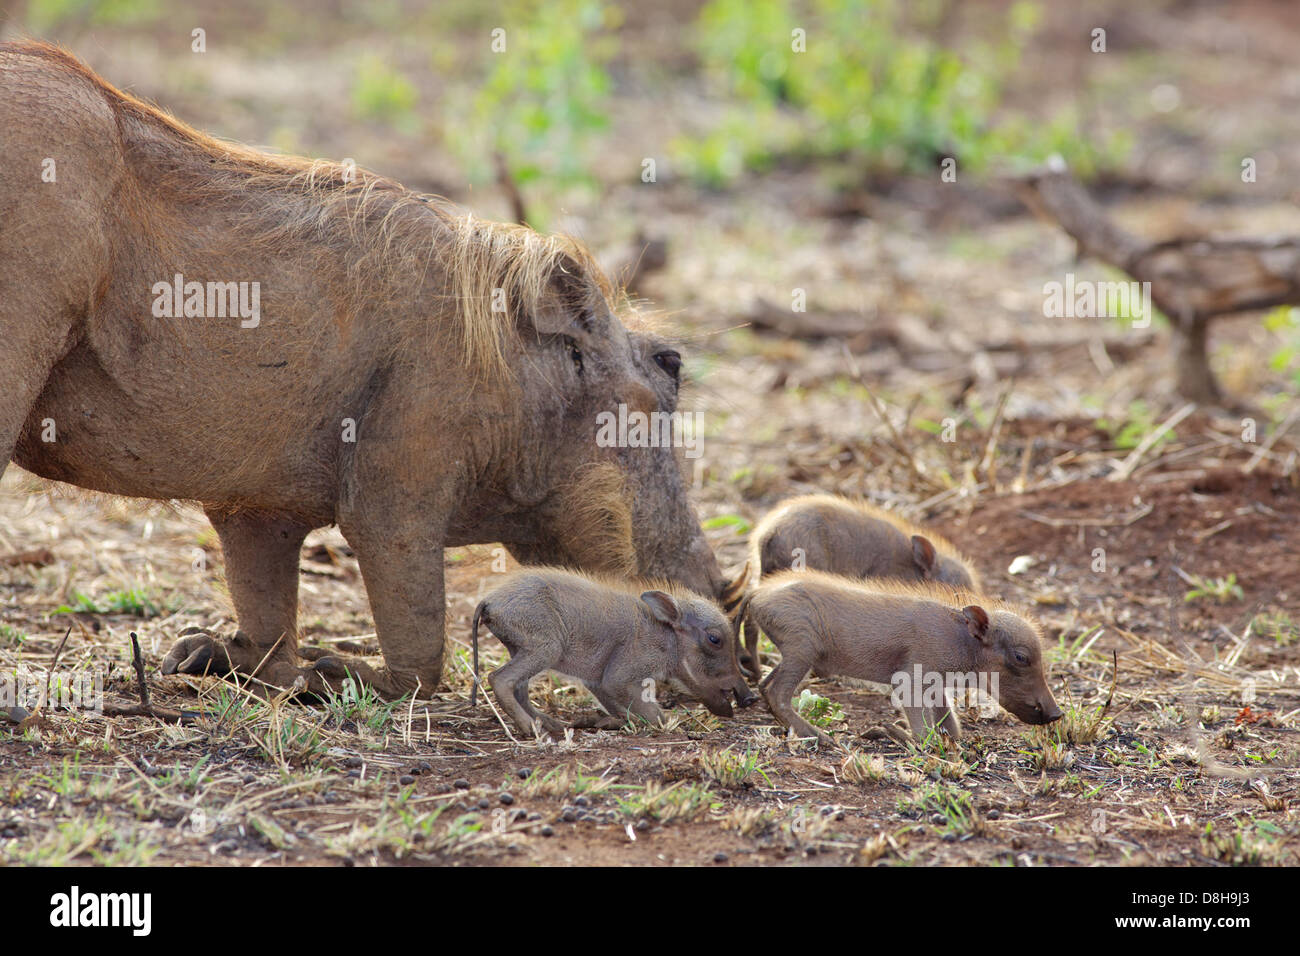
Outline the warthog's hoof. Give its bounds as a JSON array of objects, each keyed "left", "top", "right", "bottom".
[
  {"left": 162, "top": 628, "right": 434, "bottom": 701},
  {"left": 160, "top": 627, "right": 242, "bottom": 677}
]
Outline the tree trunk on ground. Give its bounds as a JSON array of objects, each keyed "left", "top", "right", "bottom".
[
  {"left": 1012, "top": 166, "right": 1300, "bottom": 406},
  {"left": 1171, "top": 314, "right": 1221, "bottom": 405}
]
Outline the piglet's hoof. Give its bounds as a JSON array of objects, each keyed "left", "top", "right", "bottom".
[{"left": 532, "top": 714, "right": 568, "bottom": 738}]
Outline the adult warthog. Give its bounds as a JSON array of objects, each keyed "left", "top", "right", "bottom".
[{"left": 0, "top": 42, "right": 728, "bottom": 699}]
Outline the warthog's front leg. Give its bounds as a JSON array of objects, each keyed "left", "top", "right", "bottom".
[{"left": 161, "top": 510, "right": 348, "bottom": 693}]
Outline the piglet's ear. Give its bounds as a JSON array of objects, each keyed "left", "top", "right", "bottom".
[
  {"left": 963, "top": 605, "right": 991, "bottom": 644},
  {"left": 912, "top": 535, "right": 938, "bottom": 578},
  {"left": 641, "top": 590, "right": 682, "bottom": 627}
]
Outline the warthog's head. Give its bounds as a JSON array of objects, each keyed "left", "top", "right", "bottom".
[
  {"left": 460, "top": 228, "right": 726, "bottom": 600},
  {"left": 641, "top": 590, "right": 754, "bottom": 715}
]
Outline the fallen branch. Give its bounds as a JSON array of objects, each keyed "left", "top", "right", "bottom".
[
  {"left": 1014, "top": 163, "right": 1300, "bottom": 404},
  {"left": 129, "top": 631, "right": 151, "bottom": 712},
  {"left": 1018, "top": 501, "right": 1153, "bottom": 528},
  {"left": 1108, "top": 401, "right": 1197, "bottom": 481}
]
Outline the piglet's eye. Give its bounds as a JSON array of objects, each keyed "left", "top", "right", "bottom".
[
  {"left": 707, "top": 632, "right": 722, "bottom": 646},
  {"left": 1013, "top": 650, "right": 1028, "bottom": 666}
]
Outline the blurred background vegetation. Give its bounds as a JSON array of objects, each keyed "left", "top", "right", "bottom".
[
  {"left": 8, "top": 0, "right": 1138, "bottom": 215},
  {"left": 3, "top": 0, "right": 1299, "bottom": 401}
]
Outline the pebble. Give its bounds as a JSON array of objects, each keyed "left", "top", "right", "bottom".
[
  {"left": 399, "top": 775, "right": 415, "bottom": 786},
  {"left": 499, "top": 792, "right": 515, "bottom": 805},
  {"left": 453, "top": 778, "right": 470, "bottom": 790},
  {"left": 516, "top": 767, "right": 532, "bottom": 779},
  {"left": 540, "top": 825, "right": 554, "bottom": 837},
  {"left": 713, "top": 852, "right": 728, "bottom": 863}
]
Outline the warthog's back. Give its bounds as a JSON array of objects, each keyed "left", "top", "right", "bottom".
[{"left": 0, "top": 43, "right": 449, "bottom": 514}]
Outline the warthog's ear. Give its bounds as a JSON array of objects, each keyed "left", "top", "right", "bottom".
[
  {"left": 640, "top": 590, "right": 682, "bottom": 626},
  {"left": 962, "top": 605, "right": 992, "bottom": 644},
  {"left": 528, "top": 254, "right": 600, "bottom": 337},
  {"left": 912, "top": 535, "right": 938, "bottom": 578}
]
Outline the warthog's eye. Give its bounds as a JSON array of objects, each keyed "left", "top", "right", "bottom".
[
  {"left": 1013, "top": 649, "right": 1029, "bottom": 666},
  {"left": 654, "top": 350, "right": 681, "bottom": 382},
  {"left": 566, "top": 338, "right": 583, "bottom": 374},
  {"left": 706, "top": 631, "right": 722, "bottom": 647}
]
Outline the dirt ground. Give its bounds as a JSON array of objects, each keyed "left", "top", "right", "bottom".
[{"left": 3, "top": 0, "right": 1300, "bottom": 867}]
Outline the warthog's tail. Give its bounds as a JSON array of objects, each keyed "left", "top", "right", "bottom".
[{"left": 470, "top": 601, "right": 487, "bottom": 707}]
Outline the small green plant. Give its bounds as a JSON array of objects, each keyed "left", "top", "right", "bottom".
[
  {"left": 1183, "top": 573, "right": 1244, "bottom": 605},
  {"left": 51, "top": 588, "right": 170, "bottom": 618},
  {"left": 840, "top": 752, "right": 888, "bottom": 785},
  {"left": 1252, "top": 611, "right": 1299, "bottom": 647},
  {"left": 1096, "top": 400, "right": 1171, "bottom": 452},
  {"left": 698, "top": 746, "right": 771, "bottom": 788},
  {"left": 615, "top": 781, "right": 716, "bottom": 823},
  {"left": 0, "top": 623, "right": 26, "bottom": 647},
  {"left": 1264, "top": 306, "right": 1300, "bottom": 389},
  {"left": 899, "top": 779, "right": 980, "bottom": 837},
  {"left": 794, "top": 689, "right": 843, "bottom": 728},
  {"left": 516, "top": 764, "right": 618, "bottom": 798},
  {"left": 159, "top": 757, "right": 211, "bottom": 794},
  {"left": 252, "top": 711, "right": 324, "bottom": 770},
  {"left": 1201, "top": 817, "right": 1287, "bottom": 866},
  {"left": 321, "top": 677, "right": 403, "bottom": 734}
]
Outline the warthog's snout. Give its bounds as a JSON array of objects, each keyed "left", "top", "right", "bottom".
[{"left": 680, "top": 533, "right": 727, "bottom": 601}]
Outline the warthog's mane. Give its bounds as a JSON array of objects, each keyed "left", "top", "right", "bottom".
[
  {"left": 759, "top": 569, "right": 1040, "bottom": 634},
  {"left": 7, "top": 40, "right": 621, "bottom": 379}
]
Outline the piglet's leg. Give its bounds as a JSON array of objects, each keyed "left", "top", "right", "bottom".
[
  {"left": 903, "top": 700, "right": 961, "bottom": 745},
  {"left": 587, "top": 682, "right": 666, "bottom": 729},
  {"left": 489, "top": 649, "right": 566, "bottom": 738},
  {"left": 761, "top": 659, "right": 830, "bottom": 747}
]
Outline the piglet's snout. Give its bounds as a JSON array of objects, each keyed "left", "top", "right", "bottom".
[{"left": 1035, "top": 697, "right": 1064, "bottom": 724}]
